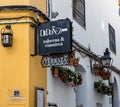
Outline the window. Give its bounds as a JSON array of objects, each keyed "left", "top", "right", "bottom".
[
  {"left": 73, "top": 0, "right": 86, "bottom": 28},
  {"left": 109, "top": 24, "right": 116, "bottom": 54}
]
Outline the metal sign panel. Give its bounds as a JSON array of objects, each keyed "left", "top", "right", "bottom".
[{"left": 38, "top": 19, "right": 72, "bottom": 55}]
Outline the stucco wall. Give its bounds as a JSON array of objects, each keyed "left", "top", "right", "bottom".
[{"left": 47, "top": 0, "right": 120, "bottom": 107}]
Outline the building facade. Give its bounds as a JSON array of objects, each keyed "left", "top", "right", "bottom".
[
  {"left": 0, "top": 0, "right": 120, "bottom": 107},
  {"left": 47, "top": 0, "right": 120, "bottom": 107},
  {"left": 0, "top": 0, "right": 49, "bottom": 107}
]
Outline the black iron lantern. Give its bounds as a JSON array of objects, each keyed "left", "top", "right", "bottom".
[
  {"left": 1, "top": 25, "right": 13, "bottom": 47},
  {"left": 101, "top": 48, "right": 113, "bottom": 68}
]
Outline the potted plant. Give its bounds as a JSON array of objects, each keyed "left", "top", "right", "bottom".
[
  {"left": 51, "top": 66, "right": 59, "bottom": 77},
  {"left": 101, "top": 69, "right": 111, "bottom": 80},
  {"left": 94, "top": 80, "right": 113, "bottom": 96},
  {"left": 73, "top": 58, "right": 79, "bottom": 67},
  {"left": 68, "top": 51, "right": 75, "bottom": 66},
  {"left": 73, "top": 72, "right": 82, "bottom": 86},
  {"left": 94, "top": 80, "right": 103, "bottom": 93},
  {"left": 93, "top": 63, "right": 104, "bottom": 76},
  {"left": 51, "top": 66, "right": 82, "bottom": 86},
  {"left": 68, "top": 50, "right": 79, "bottom": 67}
]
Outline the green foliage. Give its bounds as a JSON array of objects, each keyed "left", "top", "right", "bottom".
[
  {"left": 93, "top": 63, "right": 104, "bottom": 71},
  {"left": 51, "top": 66, "right": 82, "bottom": 86},
  {"left": 94, "top": 80, "right": 112, "bottom": 96}
]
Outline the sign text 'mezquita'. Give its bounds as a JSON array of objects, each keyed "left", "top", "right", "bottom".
[{"left": 38, "top": 19, "right": 72, "bottom": 55}]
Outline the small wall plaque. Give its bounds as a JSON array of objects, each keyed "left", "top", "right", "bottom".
[{"left": 8, "top": 89, "right": 26, "bottom": 105}]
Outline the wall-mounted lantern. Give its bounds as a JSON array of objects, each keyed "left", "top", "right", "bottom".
[
  {"left": 1, "top": 25, "right": 13, "bottom": 47},
  {"left": 101, "top": 48, "right": 113, "bottom": 68}
]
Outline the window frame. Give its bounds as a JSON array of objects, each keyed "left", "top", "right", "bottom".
[
  {"left": 108, "top": 24, "right": 116, "bottom": 54},
  {"left": 73, "top": 0, "right": 86, "bottom": 28}
]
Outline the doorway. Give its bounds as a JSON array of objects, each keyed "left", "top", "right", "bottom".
[{"left": 112, "top": 77, "right": 119, "bottom": 107}]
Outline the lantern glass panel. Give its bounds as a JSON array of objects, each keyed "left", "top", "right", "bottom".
[
  {"left": 102, "top": 59, "right": 110, "bottom": 68},
  {"left": 1, "top": 25, "right": 13, "bottom": 47},
  {"left": 3, "top": 35, "right": 9, "bottom": 44}
]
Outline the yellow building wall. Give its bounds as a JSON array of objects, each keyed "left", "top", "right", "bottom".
[
  {"left": 0, "top": 23, "right": 29, "bottom": 107},
  {"left": 29, "top": 17, "right": 47, "bottom": 107},
  {"left": 29, "top": 0, "right": 47, "bottom": 106},
  {"left": 0, "top": 0, "right": 46, "bottom": 14},
  {"left": 29, "top": 0, "right": 46, "bottom": 13},
  {"left": 0, "top": 0, "right": 29, "bottom": 6},
  {"left": 0, "top": 0, "right": 47, "bottom": 107}
]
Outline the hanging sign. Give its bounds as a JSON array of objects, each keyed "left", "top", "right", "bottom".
[
  {"left": 41, "top": 54, "right": 69, "bottom": 67},
  {"left": 38, "top": 19, "right": 72, "bottom": 55}
]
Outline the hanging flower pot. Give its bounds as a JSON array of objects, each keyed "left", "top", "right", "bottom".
[
  {"left": 94, "top": 70, "right": 100, "bottom": 76},
  {"left": 94, "top": 70, "right": 103, "bottom": 76},
  {"left": 73, "top": 58, "right": 79, "bottom": 67},
  {"left": 51, "top": 66, "right": 59, "bottom": 77},
  {"left": 53, "top": 68, "right": 59, "bottom": 77},
  {"left": 99, "top": 70, "right": 103, "bottom": 77},
  {"left": 68, "top": 58, "right": 74, "bottom": 66},
  {"left": 51, "top": 66, "right": 82, "bottom": 86},
  {"left": 101, "top": 70, "right": 111, "bottom": 80},
  {"left": 94, "top": 80, "right": 113, "bottom": 96},
  {"left": 68, "top": 50, "right": 75, "bottom": 66},
  {"left": 93, "top": 63, "right": 104, "bottom": 76}
]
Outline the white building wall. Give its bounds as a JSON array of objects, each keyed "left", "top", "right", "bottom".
[
  {"left": 47, "top": 0, "right": 120, "bottom": 107},
  {"left": 47, "top": 67, "right": 76, "bottom": 107},
  {"left": 86, "top": 0, "right": 120, "bottom": 67}
]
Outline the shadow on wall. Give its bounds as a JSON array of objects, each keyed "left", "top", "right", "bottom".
[{"left": 75, "top": 64, "right": 86, "bottom": 107}]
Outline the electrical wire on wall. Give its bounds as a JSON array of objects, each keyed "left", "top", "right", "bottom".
[{"left": 72, "top": 38, "right": 120, "bottom": 74}]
